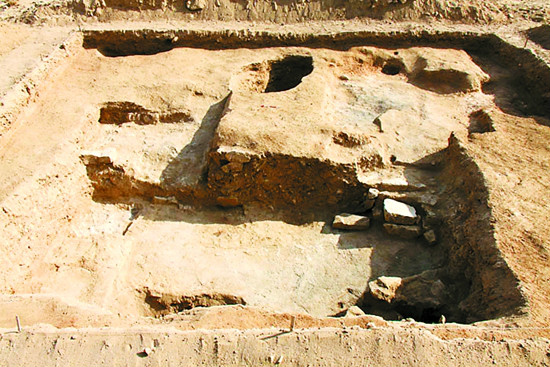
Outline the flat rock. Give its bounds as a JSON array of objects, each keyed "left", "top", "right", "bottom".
[
  {"left": 383, "top": 198, "right": 419, "bottom": 225},
  {"left": 383, "top": 223, "right": 423, "bottom": 239},
  {"left": 368, "top": 276, "right": 403, "bottom": 303},
  {"left": 332, "top": 213, "right": 370, "bottom": 230}
]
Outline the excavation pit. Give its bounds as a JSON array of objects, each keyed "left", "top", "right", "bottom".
[
  {"left": 1, "top": 28, "right": 549, "bottom": 332},
  {"left": 264, "top": 55, "right": 314, "bottom": 93}
]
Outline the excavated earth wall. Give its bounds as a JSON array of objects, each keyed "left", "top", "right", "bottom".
[{"left": 2, "top": 22, "right": 550, "bottom": 366}]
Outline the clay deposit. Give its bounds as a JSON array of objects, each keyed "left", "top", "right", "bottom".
[{"left": 1, "top": 0, "right": 550, "bottom": 366}]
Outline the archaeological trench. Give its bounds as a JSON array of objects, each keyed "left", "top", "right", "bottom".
[{"left": 1, "top": 1, "right": 550, "bottom": 365}]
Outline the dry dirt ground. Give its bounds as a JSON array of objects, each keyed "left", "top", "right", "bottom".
[{"left": 1, "top": 0, "right": 550, "bottom": 366}]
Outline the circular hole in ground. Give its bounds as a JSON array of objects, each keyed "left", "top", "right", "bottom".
[
  {"left": 264, "top": 55, "right": 314, "bottom": 93},
  {"left": 382, "top": 63, "right": 401, "bottom": 76}
]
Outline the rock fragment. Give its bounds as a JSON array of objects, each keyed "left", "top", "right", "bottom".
[
  {"left": 332, "top": 213, "right": 370, "bottom": 230},
  {"left": 225, "top": 151, "right": 251, "bottom": 163},
  {"left": 383, "top": 198, "right": 419, "bottom": 225},
  {"left": 367, "top": 188, "right": 379, "bottom": 200},
  {"left": 80, "top": 149, "right": 116, "bottom": 165},
  {"left": 423, "top": 229, "right": 437, "bottom": 246},
  {"left": 368, "top": 276, "right": 402, "bottom": 302},
  {"left": 383, "top": 223, "right": 423, "bottom": 239},
  {"left": 363, "top": 188, "right": 379, "bottom": 210},
  {"left": 345, "top": 305, "right": 366, "bottom": 317}
]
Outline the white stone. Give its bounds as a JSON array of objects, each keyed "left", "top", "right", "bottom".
[
  {"left": 383, "top": 198, "right": 419, "bottom": 225},
  {"left": 367, "top": 188, "right": 379, "bottom": 200}
]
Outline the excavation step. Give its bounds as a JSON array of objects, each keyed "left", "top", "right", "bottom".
[
  {"left": 332, "top": 213, "right": 370, "bottom": 230},
  {"left": 383, "top": 198, "right": 419, "bottom": 225}
]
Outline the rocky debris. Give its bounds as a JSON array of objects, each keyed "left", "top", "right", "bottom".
[
  {"left": 333, "top": 213, "right": 370, "bottom": 230},
  {"left": 368, "top": 271, "right": 449, "bottom": 322},
  {"left": 383, "top": 223, "right": 423, "bottom": 239},
  {"left": 344, "top": 305, "right": 366, "bottom": 317},
  {"left": 80, "top": 149, "right": 116, "bottom": 165},
  {"left": 396, "top": 271, "right": 448, "bottom": 311},
  {"left": 99, "top": 102, "right": 193, "bottom": 125},
  {"left": 383, "top": 198, "right": 419, "bottom": 225},
  {"left": 423, "top": 230, "right": 437, "bottom": 246},
  {"left": 368, "top": 276, "right": 402, "bottom": 303}
]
